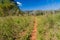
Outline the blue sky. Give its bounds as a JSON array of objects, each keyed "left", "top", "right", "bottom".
[{"left": 15, "top": 0, "right": 60, "bottom": 11}]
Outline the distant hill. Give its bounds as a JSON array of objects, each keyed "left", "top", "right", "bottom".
[{"left": 24, "top": 10, "right": 60, "bottom": 15}]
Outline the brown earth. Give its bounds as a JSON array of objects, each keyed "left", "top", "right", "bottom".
[{"left": 30, "top": 16, "right": 37, "bottom": 40}]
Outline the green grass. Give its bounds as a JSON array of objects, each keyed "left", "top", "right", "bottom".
[
  {"left": 37, "top": 14, "right": 60, "bottom": 40},
  {"left": 0, "top": 13, "right": 60, "bottom": 40},
  {"left": 0, "top": 16, "right": 34, "bottom": 40}
]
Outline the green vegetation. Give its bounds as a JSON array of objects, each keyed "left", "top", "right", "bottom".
[
  {"left": 0, "top": 0, "right": 34, "bottom": 40},
  {"left": 0, "top": 0, "right": 23, "bottom": 16},
  {"left": 37, "top": 14, "right": 60, "bottom": 40},
  {"left": 0, "top": 0, "right": 60, "bottom": 40},
  {"left": 0, "top": 16, "right": 34, "bottom": 40}
]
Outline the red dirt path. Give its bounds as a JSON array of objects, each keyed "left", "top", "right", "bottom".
[{"left": 30, "top": 16, "right": 37, "bottom": 40}]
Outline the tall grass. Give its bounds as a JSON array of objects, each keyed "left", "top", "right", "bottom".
[
  {"left": 0, "top": 16, "right": 34, "bottom": 40},
  {"left": 37, "top": 13, "right": 60, "bottom": 40}
]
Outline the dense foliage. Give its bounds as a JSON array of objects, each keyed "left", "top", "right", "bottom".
[
  {"left": 0, "top": 0, "right": 22, "bottom": 16},
  {"left": 0, "top": 16, "right": 34, "bottom": 40}
]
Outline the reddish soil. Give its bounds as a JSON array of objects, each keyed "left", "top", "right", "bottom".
[{"left": 30, "top": 17, "right": 37, "bottom": 40}]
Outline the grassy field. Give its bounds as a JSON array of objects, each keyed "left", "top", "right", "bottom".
[
  {"left": 0, "top": 16, "right": 34, "bottom": 40},
  {"left": 0, "top": 13, "right": 60, "bottom": 40},
  {"left": 37, "top": 13, "right": 60, "bottom": 40}
]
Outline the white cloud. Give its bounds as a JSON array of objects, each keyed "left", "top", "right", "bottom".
[{"left": 17, "top": 2, "right": 22, "bottom": 6}]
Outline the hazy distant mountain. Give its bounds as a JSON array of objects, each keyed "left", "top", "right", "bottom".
[{"left": 24, "top": 10, "right": 60, "bottom": 15}]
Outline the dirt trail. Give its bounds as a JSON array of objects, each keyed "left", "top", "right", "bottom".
[{"left": 30, "top": 16, "right": 37, "bottom": 40}]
